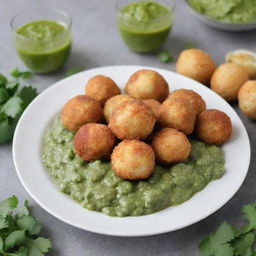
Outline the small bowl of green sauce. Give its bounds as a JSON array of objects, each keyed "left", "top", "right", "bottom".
[
  {"left": 11, "top": 9, "right": 72, "bottom": 74},
  {"left": 185, "top": 0, "right": 256, "bottom": 32},
  {"left": 116, "top": 0, "right": 175, "bottom": 53}
]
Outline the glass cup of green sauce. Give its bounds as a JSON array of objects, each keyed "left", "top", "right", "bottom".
[
  {"left": 116, "top": 0, "right": 175, "bottom": 53},
  {"left": 11, "top": 9, "right": 72, "bottom": 74}
]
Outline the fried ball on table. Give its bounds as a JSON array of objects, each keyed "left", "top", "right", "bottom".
[
  {"left": 158, "top": 98, "right": 196, "bottom": 135},
  {"left": 104, "top": 94, "right": 135, "bottom": 123},
  {"left": 61, "top": 95, "right": 103, "bottom": 132},
  {"left": 142, "top": 99, "right": 161, "bottom": 117},
  {"left": 151, "top": 128, "right": 191, "bottom": 165},
  {"left": 169, "top": 89, "right": 206, "bottom": 115},
  {"left": 238, "top": 80, "right": 256, "bottom": 120},
  {"left": 85, "top": 75, "right": 121, "bottom": 106},
  {"left": 125, "top": 69, "right": 169, "bottom": 102},
  {"left": 195, "top": 109, "right": 232, "bottom": 145},
  {"left": 210, "top": 63, "right": 249, "bottom": 101},
  {"left": 109, "top": 100, "right": 156, "bottom": 140},
  {"left": 111, "top": 140, "right": 155, "bottom": 180},
  {"left": 176, "top": 49, "right": 216, "bottom": 85},
  {"left": 74, "top": 123, "right": 115, "bottom": 161}
]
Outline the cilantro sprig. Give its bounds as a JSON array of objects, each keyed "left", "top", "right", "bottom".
[
  {"left": 199, "top": 203, "right": 256, "bottom": 256},
  {"left": 0, "top": 195, "right": 51, "bottom": 256},
  {"left": 0, "top": 69, "right": 38, "bottom": 144}
]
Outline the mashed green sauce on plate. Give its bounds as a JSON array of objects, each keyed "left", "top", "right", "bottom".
[
  {"left": 188, "top": 0, "right": 256, "bottom": 23},
  {"left": 42, "top": 117, "right": 225, "bottom": 217}
]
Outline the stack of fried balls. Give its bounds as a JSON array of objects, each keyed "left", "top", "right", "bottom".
[{"left": 61, "top": 69, "right": 232, "bottom": 180}]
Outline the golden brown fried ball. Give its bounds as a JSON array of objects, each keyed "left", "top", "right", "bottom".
[
  {"left": 125, "top": 69, "right": 169, "bottom": 102},
  {"left": 104, "top": 94, "right": 135, "bottom": 123},
  {"left": 109, "top": 100, "right": 156, "bottom": 140},
  {"left": 151, "top": 128, "right": 191, "bottom": 165},
  {"left": 85, "top": 75, "right": 121, "bottom": 106},
  {"left": 176, "top": 49, "right": 216, "bottom": 84},
  {"left": 210, "top": 63, "right": 249, "bottom": 101},
  {"left": 238, "top": 80, "right": 256, "bottom": 119},
  {"left": 169, "top": 89, "right": 206, "bottom": 115},
  {"left": 158, "top": 98, "right": 196, "bottom": 135},
  {"left": 61, "top": 95, "right": 103, "bottom": 132},
  {"left": 111, "top": 140, "right": 155, "bottom": 180},
  {"left": 195, "top": 109, "right": 232, "bottom": 145},
  {"left": 74, "top": 123, "right": 115, "bottom": 161},
  {"left": 142, "top": 99, "right": 161, "bottom": 117}
]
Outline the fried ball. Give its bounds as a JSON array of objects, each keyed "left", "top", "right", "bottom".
[
  {"left": 109, "top": 100, "right": 156, "bottom": 140},
  {"left": 61, "top": 95, "right": 103, "bottom": 132},
  {"left": 74, "top": 123, "right": 115, "bottom": 161},
  {"left": 176, "top": 49, "right": 216, "bottom": 84},
  {"left": 195, "top": 109, "right": 232, "bottom": 145},
  {"left": 85, "top": 75, "right": 121, "bottom": 106},
  {"left": 111, "top": 140, "right": 155, "bottom": 180},
  {"left": 104, "top": 94, "right": 135, "bottom": 123},
  {"left": 151, "top": 128, "right": 191, "bottom": 165},
  {"left": 125, "top": 69, "right": 169, "bottom": 102},
  {"left": 169, "top": 89, "right": 206, "bottom": 115},
  {"left": 158, "top": 98, "right": 196, "bottom": 134},
  {"left": 210, "top": 63, "right": 249, "bottom": 101},
  {"left": 238, "top": 80, "right": 256, "bottom": 119},
  {"left": 142, "top": 99, "right": 161, "bottom": 117}
]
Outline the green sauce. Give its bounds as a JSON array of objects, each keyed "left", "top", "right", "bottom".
[
  {"left": 118, "top": 1, "right": 172, "bottom": 53},
  {"left": 42, "top": 117, "right": 225, "bottom": 217},
  {"left": 189, "top": 0, "right": 256, "bottom": 23},
  {"left": 16, "top": 20, "right": 71, "bottom": 73}
]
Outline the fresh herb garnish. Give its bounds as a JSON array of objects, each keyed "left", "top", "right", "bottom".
[
  {"left": 11, "top": 68, "right": 33, "bottom": 80},
  {"left": 199, "top": 203, "right": 256, "bottom": 255},
  {"left": 65, "top": 67, "right": 84, "bottom": 77},
  {"left": 0, "top": 70, "right": 38, "bottom": 144},
  {"left": 0, "top": 195, "right": 51, "bottom": 255},
  {"left": 184, "top": 41, "right": 197, "bottom": 49},
  {"left": 158, "top": 50, "right": 173, "bottom": 63}
]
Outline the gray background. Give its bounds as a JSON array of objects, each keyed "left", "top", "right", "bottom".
[{"left": 0, "top": 0, "right": 256, "bottom": 255}]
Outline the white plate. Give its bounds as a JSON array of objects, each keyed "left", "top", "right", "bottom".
[
  {"left": 185, "top": 0, "right": 256, "bottom": 32},
  {"left": 13, "top": 65, "right": 251, "bottom": 237}
]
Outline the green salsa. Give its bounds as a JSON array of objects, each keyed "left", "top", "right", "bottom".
[
  {"left": 189, "top": 0, "right": 256, "bottom": 23},
  {"left": 42, "top": 117, "right": 225, "bottom": 217},
  {"left": 16, "top": 20, "right": 71, "bottom": 73},
  {"left": 118, "top": 1, "right": 172, "bottom": 53}
]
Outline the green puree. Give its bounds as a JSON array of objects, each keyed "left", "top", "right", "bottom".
[
  {"left": 118, "top": 1, "right": 172, "bottom": 53},
  {"left": 42, "top": 117, "right": 225, "bottom": 217},
  {"left": 189, "top": 0, "right": 256, "bottom": 23},
  {"left": 16, "top": 20, "right": 71, "bottom": 73}
]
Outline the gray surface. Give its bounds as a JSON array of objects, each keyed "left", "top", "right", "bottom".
[{"left": 0, "top": 0, "right": 255, "bottom": 255}]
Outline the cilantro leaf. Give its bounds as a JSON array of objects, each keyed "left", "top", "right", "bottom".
[
  {"left": 0, "top": 74, "right": 7, "bottom": 87},
  {"left": 0, "top": 114, "right": 17, "bottom": 144},
  {"left": 18, "top": 86, "right": 38, "bottom": 109},
  {"left": 65, "top": 66, "right": 84, "bottom": 77},
  {"left": 0, "top": 195, "right": 18, "bottom": 217},
  {"left": 7, "top": 246, "right": 28, "bottom": 256},
  {"left": 199, "top": 222, "right": 235, "bottom": 256},
  {"left": 1, "top": 97, "right": 23, "bottom": 118},
  {"left": 232, "top": 232, "right": 255, "bottom": 256},
  {"left": 16, "top": 215, "right": 41, "bottom": 235},
  {"left": 17, "top": 200, "right": 29, "bottom": 218},
  {"left": 26, "top": 237, "right": 52, "bottom": 256},
  {"left": 0, "top": 88, "right": 10, "bottom": 104},
  {"left": 241, "top": 203, "right": 256, "bottom": 233},
  {"left": 158, "top": 50, "right": 173, "bottom": 63},
  {"left": 6, "top": 81, "right": 19, "bottom": 96},
  {"left": 5, "top": 230, "right": 26, "bottom": 250},
  {"left": 11, "top": 68, "right": 32, "bottom": 80}
]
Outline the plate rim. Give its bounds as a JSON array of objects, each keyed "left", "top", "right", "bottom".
[{"left": 13, "top": 65, "right": 251, "bottom": 237}]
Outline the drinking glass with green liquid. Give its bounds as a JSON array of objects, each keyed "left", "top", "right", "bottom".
[
  {"left": 116, "top": 0, "right": 175, "bottom": 53},
  {"left": 11, "top": 9, "right": 72, "bottom": 74}
]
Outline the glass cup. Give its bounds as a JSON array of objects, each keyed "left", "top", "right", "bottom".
[
  {"left": 116, "top": 0, "right": 175, "bottom": 53},
  {"left": 11, "top": 8, "right": 72, "bottom": 74}
]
